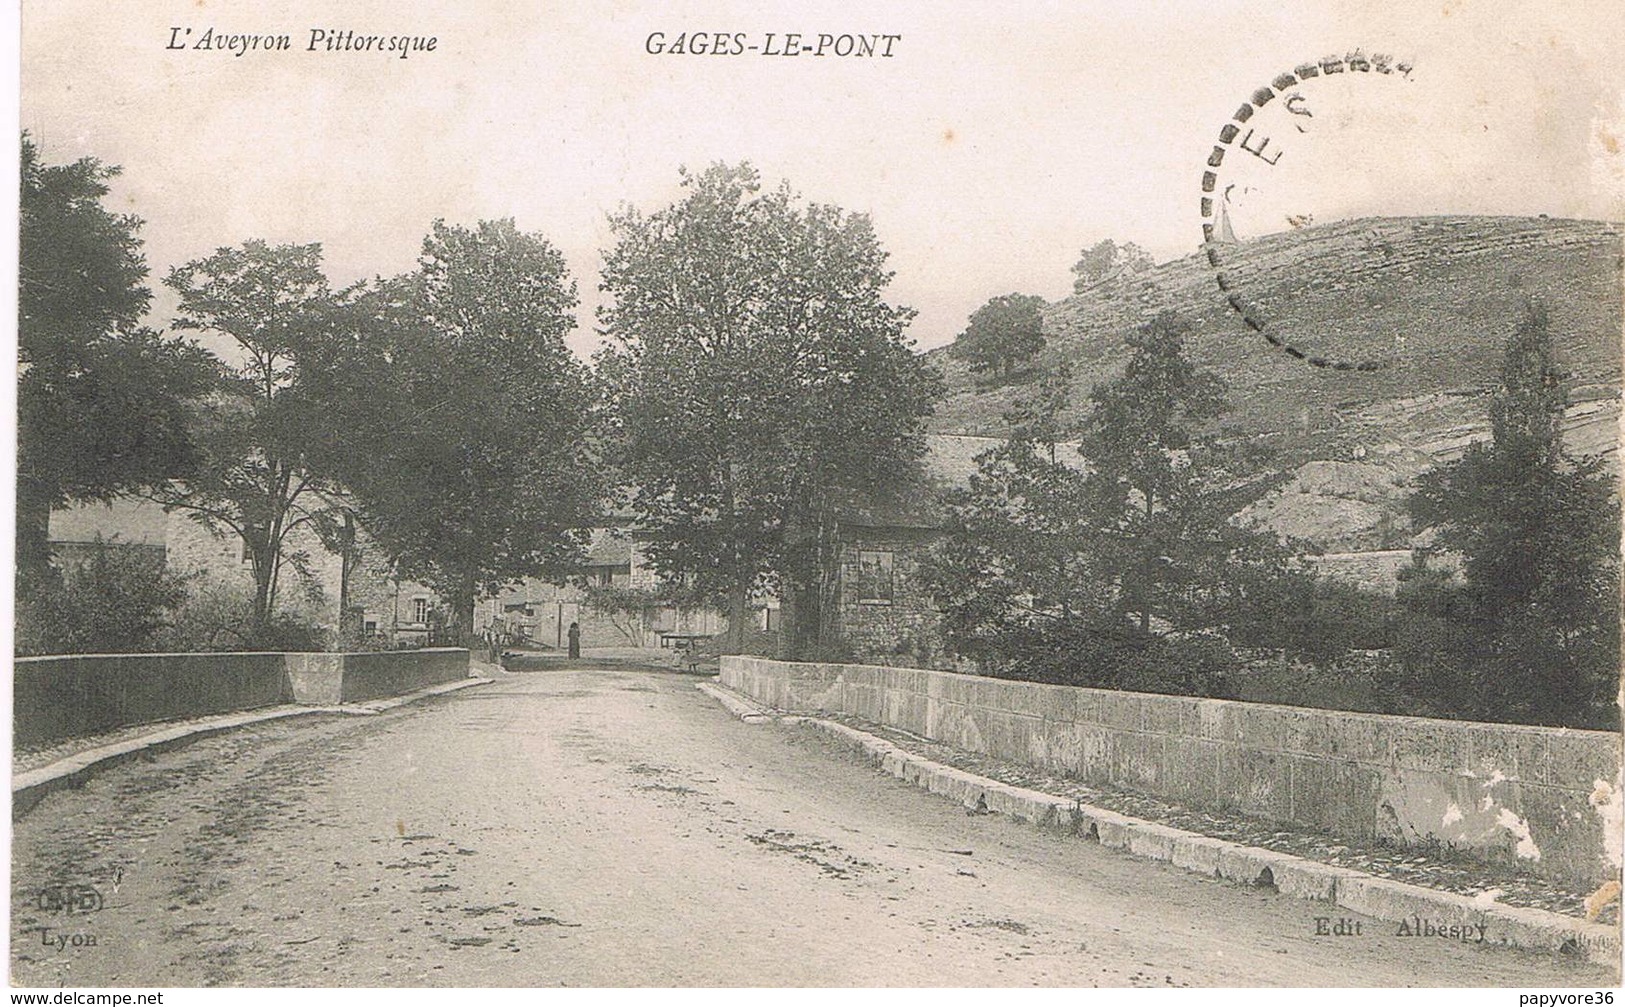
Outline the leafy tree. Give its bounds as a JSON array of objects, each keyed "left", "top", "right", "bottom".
[
  {"left": 303, "top": 220, "right": 604, "bottom": 638},
  {"left": 922, "top": 431, "right": 1111, "bottom": 676},
  {"left": 598, "top": 162, "right": 941, "bottom": 654},
  {"left": 17, "top": 136, "right": 212, "bottom": 589},
  {"left": 928, "top": 311, "right": 1298, "bottom": 692},
  {"left": 1071, "top": 238, "right": 1152, "bottom": 293},
  {"left": 155, "top": 241, "right": 351, "bottom": 641},
  {"left": 951, "top": 293, "right": 1046, "bottom": 380},
  {"left": 1082, "top": 311, "right": 1282, "bottom": 636},
  {"left": 1405, "top": 306, "right": 1619, "bottom": 726}
]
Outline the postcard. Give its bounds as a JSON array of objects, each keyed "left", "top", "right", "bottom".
[{"left": 13, "top": 0, "right": 1624, "bottom": 991}]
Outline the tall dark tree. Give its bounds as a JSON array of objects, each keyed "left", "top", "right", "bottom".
[
  {"left": 928, "top": 311, "right": 1294, "bottom": 690},
  {"left": 1406, "top": 306, "right": 1619, "bottom": 726},
  {"left": 598, "top": 162, "right": 941, "bottom": 653},
  {"left": 304, "top": 219, "right": 604, "bottom": 638},
  {"left": 951, "top": 292, "right": 1046, "bottom": 379},
  {"left": 1083, "top": 311, "right": 1250, "bottom": 634},
  {"left": 17, "top": 136, "right": 211, "bottom": 588},
  {"left": 156, "top": 240, "right": 351, "bottom": 639}
]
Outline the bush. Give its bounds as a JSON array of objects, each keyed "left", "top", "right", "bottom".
[
  {"left": 1227, "top": 650, "right": 1406, "bottom": 714},
  {"left": 15, "top": 543, "right": 190, "bottom": 656},
  {"left": 1227, "top": 572, "right": 1394, "bottom": 662},
  {"left": 151, "top": 576, "right": 330, "bottom": 653}
]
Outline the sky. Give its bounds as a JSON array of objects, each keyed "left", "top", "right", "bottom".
[{"left": 19, "top": 0, "right": 1625, "bottom": 358}]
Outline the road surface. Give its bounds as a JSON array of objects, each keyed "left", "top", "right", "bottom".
[{"left": 10, "top": 667, "right": 1615, "bottom": 986}]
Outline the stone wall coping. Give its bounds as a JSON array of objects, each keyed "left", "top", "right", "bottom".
[
  {"left": 18, "top": 647, "right": 470, "bottom": 663},
  {"left": 724, "top": 656, "right": 1618, "bottom": 743}
]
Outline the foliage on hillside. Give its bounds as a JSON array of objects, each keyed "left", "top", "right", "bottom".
[
  {"left": 1398, "top": 308, "right": 1620, "bottom": 729},
  {"left": 925, "top": 312, "right": 1326, "bottom": 694},
  {"left": 949, "top": 293, "right": 1047, "bottom": 381},
  {"left": 928, "top": 216, "right": 1622, "bottom": 558}
]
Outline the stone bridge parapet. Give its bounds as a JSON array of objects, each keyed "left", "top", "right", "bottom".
[{"left": 721, "top": 656, "right": 1622, "bottom": 887}]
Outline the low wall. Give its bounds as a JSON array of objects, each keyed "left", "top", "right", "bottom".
[
  {"left": 721, "top": 656, "right": 1623, "bottom": 888},
  {"left": 15, "top": 649, "right": 470, "bottom": 748},
  {"left": 333, "top": 649, "right": 469, "bottom": 703}
]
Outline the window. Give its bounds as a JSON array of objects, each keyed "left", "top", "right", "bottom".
[
  {"left": 412, "top": 597, "right": 430, "bottom": 624},
  {"left": 854, "top": 550, "right": 894, "bottom": 605}
]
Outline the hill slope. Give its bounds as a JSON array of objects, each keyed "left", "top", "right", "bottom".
[{"left": 926, "top": 216, "right": 1622, "bottom": 557}]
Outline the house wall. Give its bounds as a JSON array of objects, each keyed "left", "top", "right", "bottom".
[
  {"left": 148, "top": 505, "right": 440, "bottom": 645},
  {"left": 834, "top": 528, "right": 944, "bottom": 666},
  {"left": 483, "top": 541, "right": 727, "bottom": 650},
  {"left": 720, "top": 656, "right": 1624, "bottom": 888}
]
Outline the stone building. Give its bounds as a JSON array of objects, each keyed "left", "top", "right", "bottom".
[
  {"left": 476, "top": 525, "right": 724, "bottom": 651},
  {"left": 814, "top": 434, "right": 999, "bottom": 667},
  {"left": 47, "top": 497, "right": 442, "bottom": 648}
]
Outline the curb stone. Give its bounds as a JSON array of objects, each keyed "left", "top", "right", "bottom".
[
  {"left": 699, "top": 679, "right": 1621, "bottom": 966},
  {"left": 695, "top": 680, "right": 773, "bottom": 722},
  {"left": 12, "top": 675, "right": 494, "bottom": 816}
]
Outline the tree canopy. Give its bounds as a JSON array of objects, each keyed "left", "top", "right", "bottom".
[
  {"left": 1071, "top": 238, "right": 1152, "bottom": 293},
  {"left": 928, "top": 311, "right": 1300, "bottom": 691},
  {"left": 597, "top": 162, "right": 942, "bottom": 653},
  {"left": 17, "top": 136, "right": 212, "bottom": 587},
  {"left": 1403, "top": 306, "right": 1619, "bottom": 726},
  {"left": 158, "top": 240, "right": 352, "bottom": 639},
  {"left": 302, "top": 219, "right": 604, "bottom": 636},
  {"left": 951, "top": 292, "right": 1046, "bottom": 380}
]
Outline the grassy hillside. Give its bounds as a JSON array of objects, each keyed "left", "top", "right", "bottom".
[{"left": 926, "top": 215, "right": 1622, "bottom": 556}]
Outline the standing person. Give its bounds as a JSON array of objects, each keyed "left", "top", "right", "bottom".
[{"left": 567, "top": 621, "right": 581, "bottom": 659}]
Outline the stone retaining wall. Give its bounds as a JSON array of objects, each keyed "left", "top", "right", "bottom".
[
  {"left": 15, "top": 649, "right": 470, "bottom": 748},
  {"left": 721, "top": 656, "right": 1623, "bottom": 887}
]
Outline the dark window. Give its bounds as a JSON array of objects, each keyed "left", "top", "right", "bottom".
[{"left": 854, "top": 550, "right": 894, "bottom": 605}]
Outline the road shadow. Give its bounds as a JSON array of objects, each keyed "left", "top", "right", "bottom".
[{"left": 497, "top": 647, "right": 718, "bottom": 677}]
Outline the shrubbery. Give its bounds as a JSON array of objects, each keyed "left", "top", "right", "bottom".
[
  {"left": 927, "top": 305, "right": 1619, "bottom": 731},
  {"left": 17, "top": 549, "right": 333, "bottom": 658},
  {"left": 16, "top": 542, "right": 188, "bottom": 656}
]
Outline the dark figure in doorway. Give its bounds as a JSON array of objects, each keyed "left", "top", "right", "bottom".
[{"left": 567, "top": 621, "right": 581, "bottom": 659}]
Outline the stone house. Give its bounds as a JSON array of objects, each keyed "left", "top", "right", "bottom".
[
  {"left": 47, "top": 496, "right": 442, "bottom": 648},
  {"left": 476, "top": 525, "right": 725, "bottom": 651},
  {"left": 816, "top": 434, "right": 999, "bottom": 667}
]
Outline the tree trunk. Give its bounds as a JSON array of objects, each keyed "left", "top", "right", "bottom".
[
  {"left": 447, "top": 576, "right": 478, "bottom": 646},
  {"left": 14, "top": 484, "right": 55, "bottom": 592},
  {"left": 781, "top": 503, "right": 820, "bottom": 660},
  {"left": 337, "top": 512, "right": 356, "bottom": 639},
  {"left": 726, "top": 577, "right": 749, "bottom": 654},
  {"left": 790, "top": 578, "right": 821, "bottom": 660},
  {"left": 249, "top": 549, "right": 275, "bottom": 641}
]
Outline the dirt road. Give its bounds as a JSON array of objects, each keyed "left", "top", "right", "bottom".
[{"left": 10, "top": 668, "right": 1614, "bottom": 986}]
